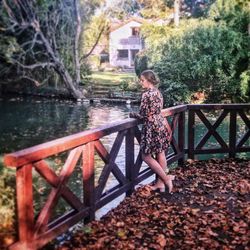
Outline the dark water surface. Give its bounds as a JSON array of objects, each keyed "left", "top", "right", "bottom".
[{"left": 0, "top": 97, "right": 137, "bottom": 154}]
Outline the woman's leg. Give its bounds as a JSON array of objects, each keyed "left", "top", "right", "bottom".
[
  {"left": 142, "top": 152, "right": 174, "bottom": 193},
  {"left": 153, "top": 151, "right": 168, "bottom": 188},
  {"left": 156, "top": 150, "right": 169, "bottom": 173}
]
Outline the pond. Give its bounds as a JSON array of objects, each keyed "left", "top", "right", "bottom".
[
  {"left": 0, "top": 97, "right": 137, "bottom": 153},
  {"left": 0, "top": 97, "right": 249, "bottom": 246},
  {"left": 0, "top": 96, "right": 143, "bottom": 246}
]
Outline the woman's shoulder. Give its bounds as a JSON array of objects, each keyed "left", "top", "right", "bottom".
[{"left": 143, "top": 88, "right": 160, "bottom": 98}]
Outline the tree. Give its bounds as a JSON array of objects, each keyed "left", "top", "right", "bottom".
[
  {"left": 209, "top": 0, "right": 250, "bottom": 101},
  {"left": 164, "top": 0, "right": 215, "bottom": 19},
  {"left": 104, "top": 0, "right": 141, "bottom": 20},
  {"left": 174, "top": 0, "right": 180, "bottom": 26},
  {"left": 0, "top": 0, "right": 103, "bottom": 99},
  {"left": 137, "top": 0, "right": 249, "bottom": 104},
  {"left": 138, "top": 0, "right": 171, "bottom": 18}
]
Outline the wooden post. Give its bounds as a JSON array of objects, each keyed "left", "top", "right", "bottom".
[
  {"left": 16, "top": 164, "right": 34, "bottom": 248},
  {"left": 229, "top": 110, "right": 237, "bottom": 158},
  {"left": 82, "top": 142, "right": 95, "bottom": 222},
  {"left": 188, "top": 109, "right": 195, "bottom": 159},
  {"left": 178, "top": 111, "right": 185, "bottom": 166},
  {"left": 125, "top": 128, "right": 135, "bottom": 196}
]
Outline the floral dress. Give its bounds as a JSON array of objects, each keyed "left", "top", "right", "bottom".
[{"left": 135, "top": 88, "right": 170, "bottom": 154}]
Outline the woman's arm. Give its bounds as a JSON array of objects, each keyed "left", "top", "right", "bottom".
[
  {"left": 129, "top": 111, "right": 143, "bottom": 119},
  {"left": 129, "top": 92, "right": 149, "bottom": 120}
]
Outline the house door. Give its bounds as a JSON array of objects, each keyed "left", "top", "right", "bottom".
[{"left": 130, "top": 49, "right": 139, "bottom": 66}]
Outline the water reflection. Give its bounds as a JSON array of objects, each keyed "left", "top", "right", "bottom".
[
  {"left": 0, "top": 98, "right": 141, "bottom": 223},
  {"left": 0, "top": 98, "right": 136, "bottom": 154},
  {"left": 86, "top": 103, "right": 144, "bottom": 217}
]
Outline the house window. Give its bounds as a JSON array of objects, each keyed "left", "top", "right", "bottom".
[
  {"left": 117, "top": 50, "right": 128, "bottom": 60},
  {"left": 131, "top": 27, "right": 140, "bottom": 36}
]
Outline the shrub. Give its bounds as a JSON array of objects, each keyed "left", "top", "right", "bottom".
[
  {"left": 119, "top": 80, "right": 129, "bottom": 91},
  {"left": 153, "top": 19, "right": 248, "bottom": 104},
  {"left": 141, "top": 0, "right": 249, "bottom": 105},
  {"left": 134, "top": 50, "right": 148, "bottom": 77}
]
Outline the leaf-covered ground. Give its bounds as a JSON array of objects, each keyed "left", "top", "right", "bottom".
[{"left": 57, "top": 158, "right": 250, "bottom": 250}]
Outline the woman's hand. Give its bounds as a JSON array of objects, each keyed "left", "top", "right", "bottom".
[{"left": 129, "top": 112, "right": 137, "bottom": 118}]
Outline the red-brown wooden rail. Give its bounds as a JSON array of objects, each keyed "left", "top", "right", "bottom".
[
  {"left": 187, "top": 104, "right": 250, "bottom": 159},
  {"left": 4, "top": 104, "right": 250, "bottom": 250}
]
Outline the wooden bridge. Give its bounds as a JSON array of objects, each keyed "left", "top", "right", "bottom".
[{"left": 3, "top": 104, "right": 250, "bottom": 250}]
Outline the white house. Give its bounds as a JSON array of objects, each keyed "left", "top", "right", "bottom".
[{"left": 109, "top": 18, "right": 145, "bottom": 68}]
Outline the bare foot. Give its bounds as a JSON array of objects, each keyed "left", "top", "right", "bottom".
[
  {"left": 150, "top": 179, "right": 165, "bottom": 191},
  {"left": 166, "top": 175, "right": 175, "bottom": 193},
  {"left": 151, "top": 184, "right": 165, "bottom": 192}
]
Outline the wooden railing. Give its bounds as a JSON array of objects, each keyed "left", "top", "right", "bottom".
[
  {"left": 4, "top": 104, "right": 250, "bottom": 249},
  {"left": 187, "top": 104, "right": 250, "bottom": 159},
  {"left": 4, "top": 105, "right": 186, "bottom": 250}
]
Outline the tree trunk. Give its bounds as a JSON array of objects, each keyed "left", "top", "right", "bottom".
[
  {"left": 191, "top": 0, "right": 196, "bottom": 17},
  {"left": 2, "top": 0, "right": 85, "bottom": 100},
  {"left": 38, "top": 30, "right": 84, "bottom": 99},
  {"left": 55, "top": 64, "right": 84, "bottom": 99},
  {"left": 74, "top": 0, "right": 82, "bottom": 85},
  {"left": 174, "top": 0, "right": 180, "bottom": 27}
]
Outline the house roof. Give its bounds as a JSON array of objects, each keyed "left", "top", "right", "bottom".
[
  {"left": 109, "top": 17, "right": 145, "bottom": 32},
  {"left": 109, "top": 15, "right": 174, "bottom": 33}
]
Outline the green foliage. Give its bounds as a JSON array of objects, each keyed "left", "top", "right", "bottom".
[
  {"left": 119, "top": 80, "right": 129, "bottom": 91},
  {"left": 80, "top": 62, "right": 92, "bottom": 86},
  {"left": 154, "top": 19, "right": 248, "bottom": 103},
  {"left": 164, "top": 0, "right": 215, "bottom": 18},
  {"left": 209, "top": 0, "right": 249, "bottom": 33},
  {"left": 0, "top": 163, "right": 16, "bottom": 233},
  {"left": 88, "top": 55, "right": 101, "bottom": 70},
  {"left": 139, "top": 0, "right": 172, "bottom": 18},
  {"left": 82, "top": 14, "right": 109, "bottom": 56},
  {"left": 141, "top": 0, "right": 249, "bottom": 104},
  {"left": 0, "top": 0, "right": 100, "bottom": 92},
  {"left": 240, "top": 70, "right": 250, "bottom": 102},
  {"left": 106, "top": 0, "right": 141, "bottom": 19},
  {"left": 134, "top": 50, "right": 148, "bottom": 77},
  {"left": 159, "top": 80, "right": 191, "bottom": 106},
  {"left": 118, "top": 78, "right": 139, "bottom": 92}
]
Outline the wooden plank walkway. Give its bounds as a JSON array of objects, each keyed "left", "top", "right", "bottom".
[{"left": 54, "top": 158, "right": 250, "bottom": 250}]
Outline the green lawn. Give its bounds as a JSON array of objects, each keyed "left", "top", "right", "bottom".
[{"left": 91, "top": 71, "right": 137, "bottom": 87}]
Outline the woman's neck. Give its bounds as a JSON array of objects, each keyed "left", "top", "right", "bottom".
[{"left": 147, "top": 83, "right": 155, "bottom": 89}]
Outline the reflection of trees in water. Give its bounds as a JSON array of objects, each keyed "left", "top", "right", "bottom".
[
  {"left": 88, "top": 106, "right": 129, "bottom": 191},
  {"left": 0, "top": 101, "right": 139, "bottom": 239},
  {"left": 0, "top": 100, "right": 137, "bottom": 152},
  {"left": 0, "top": 101, "right": 90, "bottom": 153}
]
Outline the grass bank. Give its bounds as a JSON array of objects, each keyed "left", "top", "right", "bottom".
[{"left": 91, "top": 71, "right": 137, "bottom": 87}]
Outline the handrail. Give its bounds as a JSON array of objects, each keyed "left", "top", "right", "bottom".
[
  {"left": 187, "top": 104, "right": 250, "bottom": 159},
  {"left": 187, "top": 104, "right": 250, "bottom": 110},
  {"left": 4, "top": 118, "right": 139, "bottom": 167},
  {"left": 4, "top": 105, "right": 187, "bottom": 168}
]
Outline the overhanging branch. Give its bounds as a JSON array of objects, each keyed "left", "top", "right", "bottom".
[
  {"left": 80, "top": 25, "right": 106, "bottom": 62},
  {"left": 14, "top": 61, "right": 55, "bottom": 70}
]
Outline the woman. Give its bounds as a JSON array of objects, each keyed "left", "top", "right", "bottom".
[{"left": 130, "top": 70, "right": 175, "bottom": 193}]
